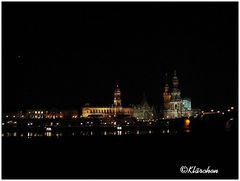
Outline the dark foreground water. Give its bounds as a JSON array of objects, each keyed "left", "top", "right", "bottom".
[{"left": 2, "top": 128, "right": 238, "bottom": 179}]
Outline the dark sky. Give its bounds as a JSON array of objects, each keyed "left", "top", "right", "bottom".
[{"left": 2, "top": 2, "right": 238, "bottom": 112}]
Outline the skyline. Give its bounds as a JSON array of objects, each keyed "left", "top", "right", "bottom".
[{"left": 2, "top": 2, "right": 238, "bottom": 111}]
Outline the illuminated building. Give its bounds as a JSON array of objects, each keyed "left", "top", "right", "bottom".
[
  {"left": 3, "top": 111, "right": 24, "bottom": 119},
  {"left": 82, "top": 85, "right": 133, "bottom": 118},
  {"left": 62, "top": 110, "right": 78, "bottom": 119},
  {"left": 183, "top": 98, "right": 191, "bottom": 111},
  {"left": 113, "top": 84, "right": 121, "bottom": 107},
  {"left": 182, "top": 98, "right": 192, "bottom": 117},
  {"left": 26, "top": 109, "right": 47, "bottom": 119},
  {"left": 163, "top": 70, "right": 192, "bottom": 119},
  {"left": 132, "top": 93, "right": 154, "bottom": 121},
  {"left": 26, "top": 109, "right": 78, "bottom": 119},
  {"left": 45, "top": 109, "right": 64, "bottom": 119}
]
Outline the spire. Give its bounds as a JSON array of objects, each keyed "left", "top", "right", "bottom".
[
  {"left": 115, "top": 84, "right": 120, "bottom": 92},
  {"left": 143, "top": 92, "right": 147, "bottom": 101},
  {"left": 163, "top": 73, "right": 171, "bottom": 111},
  {"left": 172, "top": 70, "right": 179, "bottom": 88},
  {"left": 141, "top": 92, "right": 149, "bottom": 107},
  {"left": 165, "top": 73, "right": 168, "bottom": 84},
  {"left": 164, "top": 73, "right": 169, "bottom": 93}
]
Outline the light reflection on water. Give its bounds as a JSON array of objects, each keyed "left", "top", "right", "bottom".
[
  {"left": 185, "top": 129, "right": 191, "bottom": 133},
  {"left": 2, "top": 129, "right": 180, "bottom": 138},
  {"left": 45, "top": 132, "right": 52, "bottom": 137}
]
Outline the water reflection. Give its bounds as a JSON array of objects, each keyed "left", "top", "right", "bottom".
[
  {"left": 2, "top": 128, "right": 181, "bottom": 138},
  {"left": 45, "top": 132, "right": 52, "bottom": 137},
  {"left": 28, "top": 132, "right": 33, "bottom": 137},
  {"left": 185, "top": 129, "right": 191, "bottom": 133},
  {"left": 184, "top": 118, "right": 191, "bottom": 129}
]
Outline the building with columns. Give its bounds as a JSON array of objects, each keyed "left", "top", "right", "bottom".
[
  {"left": 82, "top": 85, "right": 133, "bottom": 118},
  {"left": 163, "top": 70, "right": 192, "bottom": 119}
]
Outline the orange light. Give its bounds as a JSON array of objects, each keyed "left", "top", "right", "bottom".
[{"left": 184, "top": 119, "right": 190, "bottom": 129}]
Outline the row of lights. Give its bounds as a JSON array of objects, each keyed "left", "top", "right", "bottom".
[
  {"left": 201, "top": 107, "right": 234, "bottom": 115},
  {"left": 6, "top": 114, "right": 76, "bottom": 119},
  {"left": 5, "top": 115, "right": 24, "bottom": 118}
]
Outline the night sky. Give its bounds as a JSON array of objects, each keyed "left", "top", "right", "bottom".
[{"left": 2, "top": 2, "right": 238, "bottom": 112}]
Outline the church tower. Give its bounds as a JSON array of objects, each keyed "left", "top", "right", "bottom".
[
  {"left": 170, "top": 70, "right": 182, "bottom": 118},
  {"left": 163, "top": 73, "right": 171, "bottom": 110},
  {"left": 171, "top": 70, "right": 181, "bottom": 101},
  {"left": 113, "top": 84, "right": 122, "bottom": 107}
]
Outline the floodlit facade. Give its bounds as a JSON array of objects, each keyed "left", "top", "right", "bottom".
[
  {"left": 26, "top": 109, "right": 78, "bottom": 119},
  {"left": 26, "top": 110, "right": 47, "bottom": 119},
  {"left": 82, "top": 85, "right": 133, "bottom": 118},
  {"left": 183, "top": 98, "right": 191, "bottom": 111}
]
